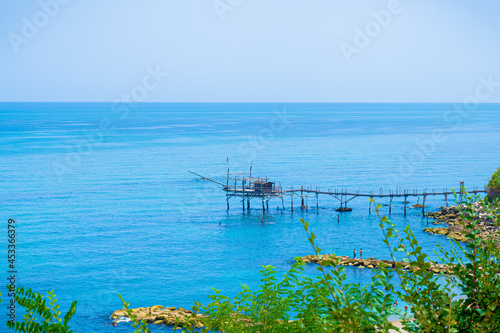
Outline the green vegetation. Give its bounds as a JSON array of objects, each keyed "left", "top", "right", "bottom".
[
  {"left": 180, "top": 219, "right": 398, "bottom": 333},
  {"left": 487, "top": 167, "right": 500, "bottom": 202},
  {"left": 6, "top": 189, "right": 500, "bottom": 332},
  {"left": 118, "top": 294, "right": 152, "bottom": 333},
  {"left": 381, "top": 191, "right": 500, "bottom": 332},
  {"left": 178, "top": 191, "right": 500, "bottom": 333},
  {"left": 487, "top": 167, "right": 500, "bottom": 190},
  {"left": 6, "top": 288, "right": 77, "bottom": 333}
]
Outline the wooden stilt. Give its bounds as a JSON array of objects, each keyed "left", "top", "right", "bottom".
[
  {"left": 194, "top": 169, "right": 487, "bottom": 217},
  {"left": 369, "top": 199, "right": 372, "bottom": 214}
]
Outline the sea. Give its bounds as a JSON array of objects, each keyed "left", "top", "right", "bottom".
[{"left": 1, "top": 102, "right": 499, "bottom": 332}]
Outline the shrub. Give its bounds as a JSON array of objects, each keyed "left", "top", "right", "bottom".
[
  {"left": 487, "top": 167, "right": 500, "bottom": 190},
  {"left": 380, "top": 191, "right": 500, "bottom": 332},
  {"left": 182, "top": 191, "right": 499, "bottom": 333},
  {"left": 6, "top": 288, "right": 77, "bottom": 333},
  {"left": 181, "top": 219, "right": 399, "bottom": 333},
  {"left": 7, "top": 189, "right": 499, "bottom": 333}
]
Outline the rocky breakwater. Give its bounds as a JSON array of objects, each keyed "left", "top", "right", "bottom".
[
  {"left": 299, "top": 254, "right": 452, "bottom": 274},
  {"left": 111, "top": 305, "right": 206, "bottom": 328},
  {"left": 424, "top": 203, "right": 499, "bottom": 244}
]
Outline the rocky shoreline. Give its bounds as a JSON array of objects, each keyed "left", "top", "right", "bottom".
[
  {"left": 111, "top": 304, "right": 409, "bottom": 331},
  {"left": 111, "top": 305, "right": 206, "bottom": 328},
  {"left": 424, "top": 203, "right": 499, "bottom": 244},
  {"left": 299, "top": 254, "right": 453, "bottom": 274}
]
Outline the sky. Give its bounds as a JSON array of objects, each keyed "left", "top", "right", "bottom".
[{"left": 1, "top": 0, "right": 500, "bottom": 103}]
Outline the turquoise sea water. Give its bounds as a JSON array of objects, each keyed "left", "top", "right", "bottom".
[{"left": 1, "top": 103, "right": 499, "bottom": 332}]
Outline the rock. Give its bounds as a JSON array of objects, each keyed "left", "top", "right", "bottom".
[
  {"left": 151, "top": 305, "right": 163, "bottom": 311},
  {"left": 412, "top": 204, "right": 427, "bottom": 208},
  {"left": 111, "top": 306, "right": 206, "bottom": 328},
  {"left": 132, "top": 307, "right": 147, "bottom": 312},
  {"left": 111, "top": 309, "right": 128, "bottom": 319},
  {"left": 299, "top": 254, "right": 454, "bottom": 274}
]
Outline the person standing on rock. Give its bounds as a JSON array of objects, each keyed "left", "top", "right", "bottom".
[
  {"left": 360, "top": 248, "right": 363, "bottom": 260},
  {"left": 353, "top": 249, "right": 356, "bottom": 258}
]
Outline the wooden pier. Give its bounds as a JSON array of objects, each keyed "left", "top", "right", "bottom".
[{"left": 188, "top": 170, "right": 487, "bottom": 216}]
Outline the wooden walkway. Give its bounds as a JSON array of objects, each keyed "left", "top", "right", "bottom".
[{"left": 283, "top": 186, "right": 486, "bottom": 215}]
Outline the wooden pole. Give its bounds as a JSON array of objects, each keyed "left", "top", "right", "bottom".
[
  {"left": 404, "top": 195, "right": 407, "bottom": 216},
  {"left": 422, "top": 194, "right": 427, "bottom": 214},
  {"left": 445, "top": 193, "right": 448, "bottom": 207},
  {"left": 389, "top": 195, "right": 393, "bottom": 215},
  {"left": 301, "top": 186, "right": 304, "bottom": 209},
  {"left": 247, "top": 198, "right": 250, "bottom": 210},
  {"left": 291, "top": 193, "right": 294, "bottom": 212},
  {"left": 369, "top": 198, "right": 372, "bottom": 214}
]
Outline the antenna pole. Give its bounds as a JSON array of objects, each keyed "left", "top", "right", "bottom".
[{"left": 226, "top": 157, "right": 230, "bottom": 188}]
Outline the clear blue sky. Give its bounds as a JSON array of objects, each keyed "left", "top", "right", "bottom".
[{"left": 1, "top": 0, "right": 500, "bottom": 102}]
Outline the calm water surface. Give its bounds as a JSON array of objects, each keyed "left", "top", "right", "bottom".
[{"left": 1, "top": 103, "right": 499, "bottom": 332}]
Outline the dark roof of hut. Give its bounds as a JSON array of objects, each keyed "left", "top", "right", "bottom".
[{"left": 253, "top": 181, "right": 273, "bottom": 185}]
